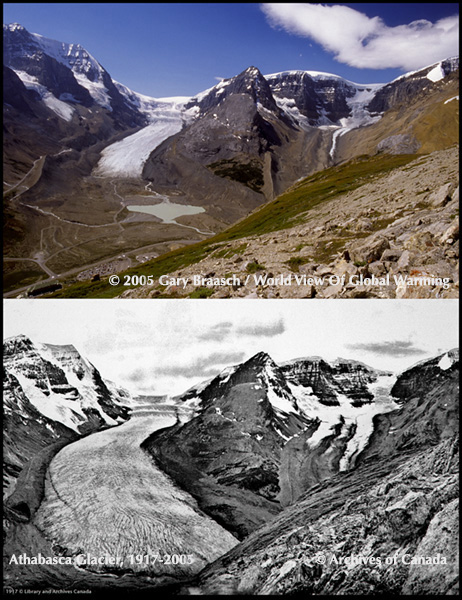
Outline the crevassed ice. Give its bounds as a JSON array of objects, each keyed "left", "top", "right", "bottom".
[{"left": 288, "top": 373, "right": 399, "bottom": 469}]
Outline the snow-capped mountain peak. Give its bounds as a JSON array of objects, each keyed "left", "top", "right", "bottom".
[
  {"left": 3, "top": 335, "right": 132, "bottom": 433},
  {"left": 4, "top": 23, "right": 104, "bottom": 81}
]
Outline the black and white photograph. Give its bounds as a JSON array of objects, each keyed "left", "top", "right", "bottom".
[{"left": 3, "top": 299, "right": 459, "bottom": 595}]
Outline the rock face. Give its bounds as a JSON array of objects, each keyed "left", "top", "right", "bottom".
[
  {"left": 178, "top": 350, "right": 459, "bottom": 596},
  {"left": 143, "top": 351, "right": 395, "bottom": 538},
  {"left": 3, "top": 368, "right": 78, "bottom": 502},
  {"left": 265, "top": 70, "right": 376, "bottom": 124},
  {"left": 3, "top": 23, "right": 148, "bottom": 200},
  {"left": 280, "top": 357, "right": 387, "bottom": 406},
  {"left": 3, "top": 23, "right": 459, "bottom": 295},
  {"left": 187, "top": 66, "right": 283, "bottom": 116},
  {"left": 3, "top": 335, "right": 132, "bottom": 496},
  {"left": 141, "top": 66, "right": 329, "bottom": 218},
  {"left": 358, "top": 349, "right": 459, "bottom": 461},
  {"left": 3, "top": 23, "right": 145, "bottom": 127},
  {"left": 367, "top": 58, "right": 459, "bottom": 114},
  {"left": 143, "top": 352, "right": 314, "bottom": 538}
]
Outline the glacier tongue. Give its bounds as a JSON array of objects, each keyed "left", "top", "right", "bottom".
[
  {"left": 328, "top": 85, "right": 383, "bottom": 159},
  {"left": 34, "top": 414, "right": 238, "bottom": 577},
  {"left": 95, "top": 119, "right": 183, "bottom": 178},
  {"left": 95, "top": 95, "right": 197, "bottom": 178}
]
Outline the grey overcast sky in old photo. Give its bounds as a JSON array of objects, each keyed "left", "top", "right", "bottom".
[{"left": 3, "top": 299, "right": 459, "bottom": 395}]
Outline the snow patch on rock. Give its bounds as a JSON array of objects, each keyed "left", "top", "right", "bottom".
[{"left": 13, "top": 69, "right": 75, "bottom": 121}]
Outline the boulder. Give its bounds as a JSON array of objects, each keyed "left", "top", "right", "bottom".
[
  {"left": 396, "top": 249, "right": 412, "bottom": 270},
  {"left": 385, "top": 491, "right": 431, "bottom": 541},
  {"left": 428, "top": 182, "right": 456, "bottom": 208},
  {"left": 440, "top": 222, "right": 459, "bottom": 245},
  {"left": 367, "top": 261, "right": 387, "bottom": 277},
  {"left": 350, "top": 236, "right": 390, "bottom": 264},
  {"left": 381, "top": 247, "right": 402, "bottom": 262}
]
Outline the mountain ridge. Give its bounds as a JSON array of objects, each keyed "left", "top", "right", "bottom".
[
  {"left": 3, "top": 23, "right": 459, "bottom": 298},
  {"left": 143, "top": 349, "right": 399, "bottom": 536},
  {"left": 3, "top": 334, "right": 133, "bottom": 497},
  {"left": 3, "top": 339, "right": 458, "bottom": 593},
  {"left": 175, "top": 349, "right": 459, "bottom": 595}
]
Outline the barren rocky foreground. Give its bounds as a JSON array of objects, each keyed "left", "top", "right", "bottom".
[
  {"left": 121, "top": 146, "right": 459, "bottom": 300},
  {"left": 183, "top": 441, "right": 458, "bottom": 595}
]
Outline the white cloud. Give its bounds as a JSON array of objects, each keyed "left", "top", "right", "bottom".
[
  {"left": 261, "top": 3, "right": 459, "bottom": 71},
  {"left": 4, "top": 298, "right": 459, "bottom": 397}
]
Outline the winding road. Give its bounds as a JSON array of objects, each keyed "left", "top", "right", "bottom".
[{"left": 5, "top": 169, "right": 214, "bottom": 296}]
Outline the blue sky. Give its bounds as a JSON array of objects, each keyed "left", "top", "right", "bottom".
[{"left": 3, "top": 3, "right": 459, "bottom": 98}]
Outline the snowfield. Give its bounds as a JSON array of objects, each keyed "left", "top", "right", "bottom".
[
  {"left": 289, "top": 373, "right": 399, "bottom": 470},
  {"left": 13, "top": 69, "right": 75, "bottom": 122}
]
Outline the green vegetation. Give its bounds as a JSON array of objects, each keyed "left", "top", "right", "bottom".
[
  {"left": 47, "top": 152, "right": 419, "bottom": 298},
  {"left": 47, "top": 242, "right": 215, "bottom": 298},
  {"left": 245, "top": 260, "right": 265, "bottom": 273},
  {"left": 285, "top": 256, "right": 311, "bottom": 272},
  {"left": 212, "top": 153, "right": 418, "bottom": 239},
  {"left": 188, "top": 286, "right": 215, "bottom": 298},
  {"left": 211, "top": 242, "right": 248, "bottom": 259},
  {"left": 311, "top": 238, "right": 349, "bottom": 263},
  {"left": 3, "top": 267, "right": 47, "bottom": 293}
]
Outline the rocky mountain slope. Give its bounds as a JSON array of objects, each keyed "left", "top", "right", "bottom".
[
  {"left": 177, "top": 349, "right": 459, "bottom": 595},
  {"left": 114, "top": 145, "right": 458, "bottom": 300},
  {"left": 3, "top": 334, "right": 132, "bottom": 497},
  {"left": 143, "top": 351, "right": 396, "bottom": 538},
  {"left": 3, "top": 23, "right": 458, "bottom": 297},
  {"left": 3, "top": 344, "right": 457, "bottom": 594},
  {"left": 101, "top": 145, "right": 458, "bottom": 301}
]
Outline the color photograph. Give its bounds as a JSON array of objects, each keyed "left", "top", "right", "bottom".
[{"left": 3, "top": 3, "right": 459, "bottom": 299}]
